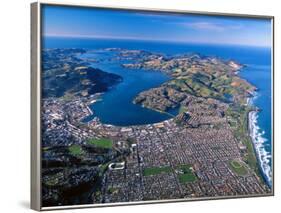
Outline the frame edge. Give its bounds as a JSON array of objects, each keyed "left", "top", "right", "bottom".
[
  {"left": 31, "top": 2, "right": 42, "bottom": 211},
  {"left": 32, "top": 1, "right": 274, "bottom": 211}
]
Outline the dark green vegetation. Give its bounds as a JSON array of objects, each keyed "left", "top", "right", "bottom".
[
  {"left": 229, "top": 160, "right": 248, "bottom": 176},
  {"left": 99, "top": 162, "right": 110, "bottom": 176},
  {"left": 226, "top": 105, "right": 259, "bottom": 173},
  {"left": 120, "top": 49, "right": 266, "bottom": 186},
  {"left": 125, "top": 51, "right": 255, "bottom": 113},
  {"left": 41, "top": 48, "right": 267, "bottom": 206},
  {"left": 176, "top": 164, "right": 197, "bottom": 183},
  {"left": 42, "top": 135, "right": 120, "bottom": 206},
  {"left": 44, "top": 172, "right": 63, "bottom": 186},
  {"left": 87, "top": 138, "right": 113, "bottom": 149},
  {"left": 143, "top": 164, "right": 197, "bottom": 184},
  {"left": 123, "top": 50, "right": 259, "bottom": 178},
  {"left": 143, "top": 166, "right": 172, "bottom": 176},
  {"left": 68, "top": 144, "right": 84, "bottom": 156},
  {"left": 42, "top": 49, "right": 122, "bottom": 99},
  {"left": 41, "top": 49, "right": 125, "bottom": 206},
  {"left": 108, "top": 187, "right": 119, "bottom": 194}
]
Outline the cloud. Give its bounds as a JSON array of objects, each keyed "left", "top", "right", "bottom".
[
  {"left": 181, "top": 21, "right": 244, "bottom": 32},
  {"left": 134, "top": 12, "right": 244, "bottom": 33},
  {"left": 182, "top": 22, "right": 225, "bottom": 31}
]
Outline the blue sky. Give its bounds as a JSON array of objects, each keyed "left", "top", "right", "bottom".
[{"left": 42, "top": 5, "right": 272, "bottom": 47}]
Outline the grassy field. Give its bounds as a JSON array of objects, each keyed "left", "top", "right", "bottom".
[
  {"left": 229, "top": 160, "right": 248, "bottom": 176},
  {"left": 87, "top": 138, "right": 113, "bottom": 149},
  {"left": 143, "top": 165, "right": 197, "bottom": 183},
  {"left": 176, "top": 164, "right": 197, "bottom": 183},
  {"left": 143, "top": 166, "right": 172, "bottom": 176},
  {"left": 178, "top": 173, "right": 197, "bottom": 183},
  {"left": 226, "top": 105, "right": 258, "bottom": 171},
  {"left": 68, "top": 144, "right": 83, "bottom": 156}
]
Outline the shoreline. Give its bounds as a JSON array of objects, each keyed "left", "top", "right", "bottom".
[
  {"left": 247, "top": 101, "right": 272, "bottom": 187},
  {"left": 82, "top": 47, "right": 272, "bottom": 185}
]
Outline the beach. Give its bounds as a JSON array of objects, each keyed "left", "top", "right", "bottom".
[{"left": 248, "top": 108, "right": 272, "bottom": 187}]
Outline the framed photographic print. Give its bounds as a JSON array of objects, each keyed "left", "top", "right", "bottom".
[{"left": 31, "top": 1, "right": 274, "bottom": 211}]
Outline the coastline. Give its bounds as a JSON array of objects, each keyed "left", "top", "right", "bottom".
[
  {"left": 41, "top": 45, "right": 272, "bottom": 205},
  {"left": 247, "top": 97, "right": 272, "bottom": 188},
  {"left": 81, "top": 47, "right": 272, "bottom": 187}
]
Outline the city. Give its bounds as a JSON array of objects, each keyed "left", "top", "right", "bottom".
[{"left": 41, "top": 48, "right": 270, "bottom": 206}]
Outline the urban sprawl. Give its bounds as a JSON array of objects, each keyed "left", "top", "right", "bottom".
[{"left": 41, "top": 48, "right": 271, "bottom": 206}]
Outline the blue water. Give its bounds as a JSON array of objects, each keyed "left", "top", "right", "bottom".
[
  {"left": 80, "top": 51, "right": 177, "bottom": 126},
  {"left": 43, "top": 36, "right": 272, "bottom": 185}
]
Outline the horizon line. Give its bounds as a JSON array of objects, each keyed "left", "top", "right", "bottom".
[{"left": 43, "top": 34, "right": 271, "bottom": 48}]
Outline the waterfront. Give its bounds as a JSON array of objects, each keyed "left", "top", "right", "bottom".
[
  {"left": 80, "top": 50, "right": 176, "bottom": 126},
  {"left": 240, "top": 61, "right": 272, "bottom": 186},
  {"left": 44, "top": 37, "right": 272, "bottom": 185},
  {"left": 42, "top": 38, "right": 272, "bottom": 206}
]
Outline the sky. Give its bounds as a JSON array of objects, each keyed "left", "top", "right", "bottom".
[{"left": 42, "top": 5, "right": 272, "bottom": 47}]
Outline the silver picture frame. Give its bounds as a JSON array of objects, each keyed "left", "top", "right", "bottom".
[{"left": 31, "top": 1, "right": 274, "bottom": 211}]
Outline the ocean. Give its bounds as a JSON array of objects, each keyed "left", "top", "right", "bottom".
[{"left": 43, "top": 36, "right": 272, "bottom": 186}]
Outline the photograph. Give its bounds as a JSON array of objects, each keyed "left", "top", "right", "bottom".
[{"left": 39, "top": 3, "right": 273, "bottom": 208}]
